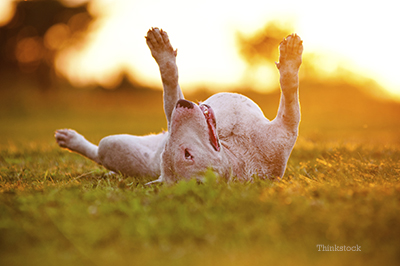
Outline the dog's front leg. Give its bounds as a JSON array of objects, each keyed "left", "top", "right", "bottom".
[
  {"left": 274, "top": 34, "right": 303, "bottom": 131},
  {"left": 146, "top": 28, "right": 183, "bottom": 128}
]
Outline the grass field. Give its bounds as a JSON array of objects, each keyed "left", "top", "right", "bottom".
[{"left": 1, "top": 85, "right": 400, "bottom": 266}]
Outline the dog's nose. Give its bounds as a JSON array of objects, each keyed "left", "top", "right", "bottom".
[{"left": 176, "top": 99, "right": 194, "bottom": 109}]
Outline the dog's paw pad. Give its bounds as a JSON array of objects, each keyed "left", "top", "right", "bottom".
[
  {"left": 276, "top": 34, "right": 303, "bottom": 70},
  {"left": 146, "top": 27, "right": 177, "bottom": 64}
]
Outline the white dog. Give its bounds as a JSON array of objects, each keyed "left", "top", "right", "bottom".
[{"left": 55, "top": 28, "right": 303, "bottom": 183}]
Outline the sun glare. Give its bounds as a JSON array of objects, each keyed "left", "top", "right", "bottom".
[
  {"left": 0, "top": 0, "right": 15, "bottom": 27},
  {"left": 1, "top": 0, "right": 400, "bottom": 100}
]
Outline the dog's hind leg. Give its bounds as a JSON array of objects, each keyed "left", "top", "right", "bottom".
[
  {"left": 146, "top": 27, "right": 183, "bottom": 129},
  {"left": 55, "top": 129, "right": 100, "bottom": 163},
  {"left": 55, "top": 129, "right": 167, "bottom": 178},
  {"left": 97, "top": 133, "right": 167, "bottom": 178}
]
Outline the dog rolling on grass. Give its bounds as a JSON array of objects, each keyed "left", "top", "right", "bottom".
[{"left": 55, "top": 27, "right": 303, "bottom": 183}]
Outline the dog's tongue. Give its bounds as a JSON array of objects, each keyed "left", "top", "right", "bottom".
[{"left": 199, "top": 104, "right": 220, "bottom": 152}]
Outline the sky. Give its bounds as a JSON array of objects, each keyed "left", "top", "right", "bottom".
[{"left": 2, "top": 0, "right": 400, "bottom": 99}]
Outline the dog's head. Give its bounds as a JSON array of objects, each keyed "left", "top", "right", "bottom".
[{"left": 159, "top": 99, "right": 228, "bottom": 182}]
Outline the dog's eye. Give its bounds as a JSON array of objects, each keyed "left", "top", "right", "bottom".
[{"left": 185, "top": 149, "right": 193, "bottom": 160}]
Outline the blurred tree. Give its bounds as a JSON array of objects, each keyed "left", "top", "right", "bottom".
[
  {"left": 236, "top": 21, "right": 297, "bottom": 92},
  {"left": 0, "top": 0, "right": 92, "bottom": 92},
  {"left": 237, "top": 21, "right": 294, "bottom": 66},
  {"left": 236, "top": 21, "right": 320, "bottom": 87}
]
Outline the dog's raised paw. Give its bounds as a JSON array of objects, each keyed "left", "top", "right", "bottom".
[
  {"left": 275, "top": 33, "right": 303, "bottom": 71},
  {"left": 146, "top": 27, "right": 177, "bottom": 64}
]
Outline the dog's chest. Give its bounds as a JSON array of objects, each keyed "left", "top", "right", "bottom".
[
  {"left": 204, "top": 92, "right": 283, "bottom": 179},
  {"left": 204, "top": 92, "right": 266, "bottom": 137}
]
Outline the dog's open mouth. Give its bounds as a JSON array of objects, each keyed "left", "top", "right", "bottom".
[
  {"left": 175, "top": 99, "right": 220, "bottom": 152},
  {"left": 199, "top": 104, "right": 220, "bottom": 152}
]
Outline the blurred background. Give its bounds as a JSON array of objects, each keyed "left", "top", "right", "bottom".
[{"left": 1, "top": 0, "right": 399, "bottom": 147}]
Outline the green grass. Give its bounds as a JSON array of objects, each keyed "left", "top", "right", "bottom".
[{"left": 1, "top": 88, "right": 400, "bottom": 266}]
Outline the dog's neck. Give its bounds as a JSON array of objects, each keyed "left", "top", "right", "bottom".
[{"left": 217, "top": 140, "right": 246, "bottom": 181}]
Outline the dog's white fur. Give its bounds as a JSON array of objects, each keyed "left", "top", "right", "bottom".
[{"left": 55, "top": 28, "right": 303, "bottom": 183}]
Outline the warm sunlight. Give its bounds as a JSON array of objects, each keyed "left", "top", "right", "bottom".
[
  {"left": 2, "top": 0, "right": 400, "bottom": 99},
  {"left": 0, "top": 0, "right": 15, "bottom": 27}
]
